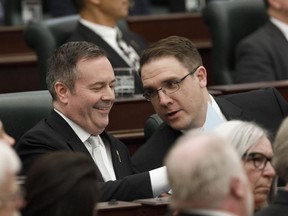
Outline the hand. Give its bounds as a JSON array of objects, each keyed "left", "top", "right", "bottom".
[{"left": 0, "top": 120, "right": 15, "bottom": 146}]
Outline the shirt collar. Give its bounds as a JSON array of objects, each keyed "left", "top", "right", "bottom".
[
  {"left": 270, "top": 17, "right": 288, "bottom": 41},
  {"left": 79, "top": 18, "right": 118, "bottom": 40},
  {"left": 54, "top": 108, "right": 90, "bottom": 143}
]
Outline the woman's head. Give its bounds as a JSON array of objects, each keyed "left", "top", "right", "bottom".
[
  {"left": 213, "top": 120, "right": 275, "bottom": 210},
  {"left": 23, "top": 151, "right": 99, "bottom": 216}
]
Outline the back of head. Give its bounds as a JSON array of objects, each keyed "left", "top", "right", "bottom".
[
  {"left": 165, "top": 131, "right": 249, "bottom": 211},
  {"left": 213, "top": 120, "right": 269, "bottom": 157},
  {"left": 140, "top": 36, "right": 203, "bottom": 76},
  {"left": 46, "top": 41, "right": 106, "bottom": 100},
  {"left": 273, "top": 117, "right": 288, "bottom": 182},
  {"left": 23, "top": 151, "right": 99, "bottom": 216}
]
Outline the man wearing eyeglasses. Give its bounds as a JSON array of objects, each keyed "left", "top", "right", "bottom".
[{"left": 132, "top": 35, "right": 288, "bottom": 173}]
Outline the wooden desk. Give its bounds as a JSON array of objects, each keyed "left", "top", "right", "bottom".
[
  {"left": 134, "top": 197, "right": 171, "bottom": 216},
  {"left": 97, "top": 201, "right": 142, "bottom": 216},
  {"left": 127, "top": 13, "right": 211, "bottom": 43},
  {"left": 208, "top": 80, "right": 288, "bottom": 101}
]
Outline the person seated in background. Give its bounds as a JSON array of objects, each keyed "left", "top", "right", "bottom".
[
  {"left": 15, "top": 41, "right": 170, "bottom": 202},
  {"left": 132, "top": 35, "right": 288, "bottom": 173},
  {"left": 235, "top": 0, "right": 288, "bottom": 83},
  {"left": 22, "top": 152, "right": 99, "bottom": 216},
  {"left": 50, "top": 0, "right": 77, "bottom": 17},
  {"left": 67, "top": 0, "right": 148, "bottom": 93},
  {"left": 255, "top": 116, "right": 288, "bottom": 215},
  {"left": 0, "top": 144, "right": 23, "bottom": 216},
  {"left": 213, "top": 120, "right": 276, "bottom": 212},
  {"left": 0, "top": 120, "right": 15, "bottom": 146},
  {"left": 165, "top": 131, "right": 254, "bottom": 216}
]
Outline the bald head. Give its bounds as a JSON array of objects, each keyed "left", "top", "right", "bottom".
[{"left": 165, "top": 131, "right": 253, "bottom": 215}]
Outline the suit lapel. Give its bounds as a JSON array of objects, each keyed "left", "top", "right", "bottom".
[
  {"left": 46, "top": 111, "right": 93, "bottom": 157},
  {"left": 77, "top": 23, "right": 130, "bottom": 68},
  {"left": 215, "top": 96, "right": 243, "bottom": 120}
]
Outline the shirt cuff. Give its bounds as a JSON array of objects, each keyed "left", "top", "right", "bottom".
[{"left": 149, "top": 166, "right": 170, "bottom": 197}]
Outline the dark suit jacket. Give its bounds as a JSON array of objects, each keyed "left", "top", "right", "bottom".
[
  {"left": 67, "top": 22, "right": 148, "bottom": 93},
  {"left": 132, "top": 88, "right": 288, "bottom": 172},
  {"left": 15, "top": 110, "right": 153, "bottom": 201},
  {"left": 235, "top": 21, "right": 288, "bottom": 83},
  {"left": 255, "top": 190, "right": 288, "bottom": 216}
]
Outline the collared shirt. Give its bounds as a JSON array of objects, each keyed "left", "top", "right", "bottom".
[
  {"left": 182, "top": 95, "right": 227, "bottom": 134},
  {"left": 270, "top": 17, "right": 288, "bottom": 41},
  {"left": 79, "top": 18, "right": 139, "bottom": 67}
]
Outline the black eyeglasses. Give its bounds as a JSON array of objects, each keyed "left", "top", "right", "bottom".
[
  {"left": 242, "top": 152, "right": 272, "bottom": 171},
  {"left": 143, "top": 66, "right": 200, "bottom": 101}
]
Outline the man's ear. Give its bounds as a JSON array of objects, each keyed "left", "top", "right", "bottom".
[
  {"left": 54, "top": 81, "right": 69, "bottom": 104},
  {"left": 230, "top": 177, "right": 246, "bottom": 199},
  {"left": 195, "top": 66, "right": 207, "bottom": 88}
]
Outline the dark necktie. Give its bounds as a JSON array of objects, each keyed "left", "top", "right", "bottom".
[{"left": 116, "top": 30, "right": 140, "bottom": 69}]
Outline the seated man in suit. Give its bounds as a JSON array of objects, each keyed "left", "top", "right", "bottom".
[
  {"left": 256, "top": 116, "right": 288, "bottom": 216},
  {"left": 67, "top": 0, "right": 148, "bottom": 93},
  {"left": 235, "top": 0, "right": 288, "bottom": 83},
  {"left": 15, "top": 41, "right": 170, "bottom": 202},
  {"left": 132, "top": 35, "right": 288, "bottom": 172},
  {"left": 165, "top": 131, "right": 254, "bottom": 216}
]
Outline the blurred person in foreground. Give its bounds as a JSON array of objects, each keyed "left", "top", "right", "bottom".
[
  {"left": 22, "top": 152, "right": 99, "bottom": 216},
  {"left": 0, "top": 144, "right": 23, "bottom": 216},
  {"left": 255, "top": 117, "right": 288, "bottom": 216},
  {"left": 213, "top": 120, "right": 276, "bottom": 212},
  {"left": 132, "top": 35, "right": 288, "bottom": 172},
  {"left": 165, "top": 131, "right": 254, "bottom": 216},
  {"left": 0, "top": 121, "right": 15, "bottom": 146},
  {"left": 15, "top": 41, "right": 170, "bottom": 202}
]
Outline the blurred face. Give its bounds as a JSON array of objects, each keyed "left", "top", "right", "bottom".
[
  {"left": 268, "top": 0, "right": 288, "bottom": 23},
  {"left": 58, "top": 57, "right": 115, "bottom": 135},
  {"left": 141, "top": 56, "right": 209, "bottom": 130},
  {"left": 243, "top": 137, "right": 275, "bottom": 210},
  {"left": 98, "top": 0, "right": 130, "bottom": 20},
  {"left": 0, "top": 121, "right": 15, "bottom": 146},
  {"left": 0, "top": 173, "right": 24, "bottom": 216}
]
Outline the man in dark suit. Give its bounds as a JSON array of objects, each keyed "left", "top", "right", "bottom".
[
  {"left": 165, "top": 131, "right": 254, "bottom": 216},
  {"left": 67, "top": 0, "right": 148, "bottom": 94},
  {"left": 235, "top": 0, "right": 288, "bottom": 83},
  {"left": 15, "top": 41, "right": 169, "bottom": 202},
  {"left": 256, "top": 117, "right": 288, "bottom": 216},
  {"left": 132, "top": 36, "right": 288, "bottom": 172}
]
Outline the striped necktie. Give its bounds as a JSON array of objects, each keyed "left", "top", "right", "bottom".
[{"left": 116, "top": 29, "right": 140, "bottom": 70}]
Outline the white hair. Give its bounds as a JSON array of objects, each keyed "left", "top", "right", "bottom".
[
  {"left": 212, "top": 120, "right": 269, "bottom": 157},
  {"left": 0, "top": 142, "right": 21, "bottom": 184}
]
